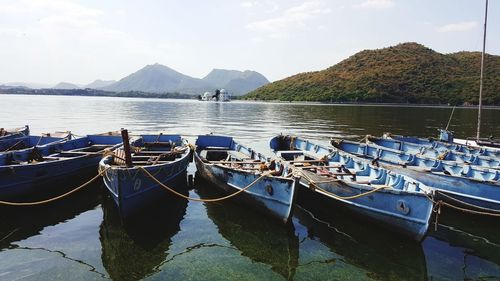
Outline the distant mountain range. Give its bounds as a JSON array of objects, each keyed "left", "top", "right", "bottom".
[
  {"left": 244, "top": 42, "right": 500, "bottom": 105},
  {"left": 86, "top": 79, "right": 116, "bottom": 89},
  {"left": 2, "top": 65, "right": 269, "bottom": 96},
  {"left": 101, "top": 63, "right": 213, "bottom": 94},
  {"left": 52, "top": 82, "right": 81, "bottom": 89},
  {"left": 2, "top": 82, "right": 51, "bottom": 89},
  {"left": 101, "top": 64, "right": 269, "bottom": 95},
  {"left": 203, "top": 69, "right": 269, "bottom": 95}
]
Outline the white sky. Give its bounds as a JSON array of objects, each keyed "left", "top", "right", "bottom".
[{"left": 0, "top": 0, "right": 498, "bottom": 86}]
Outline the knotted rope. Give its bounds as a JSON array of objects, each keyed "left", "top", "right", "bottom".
[{"left": 138, "top": 167, "right": 272, "bottom": 202}]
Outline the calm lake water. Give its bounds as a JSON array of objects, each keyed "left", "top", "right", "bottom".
[{"left": 0, "top": 94, "right": 499, "bottom": 281}]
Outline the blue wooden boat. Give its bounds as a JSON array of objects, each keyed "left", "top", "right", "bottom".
[
  {"left": 270, "top": 135, "right": 436, "bottom": 241},
  {"left": 0, "top": 125, "right": 29, "bottom": 141},
  {"left": 385, "top": 132, "right": 500, "bottom": 159},
  {"left": 438, "top": 129, "right": 500, "bottom": 149},
  {"left": 194, "top": 135, "right": 298, "bottom": 224},
  {"left": 0, "top": 131, "right": 72, "bottom": 152},
  {"left": 0, "top": 133, "right": 124, "bottom": 201},
  {"left": 366, "top": 135, "right": 499, "bottom": 170},
  {"left": 331, "top": 139, "right": 500, "bottom": 212},
  {"left": 100, "top": 134, "right": 191, "bottom": 219}
]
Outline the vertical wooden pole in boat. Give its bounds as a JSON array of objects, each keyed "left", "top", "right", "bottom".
[{"left": 121, "top": 129, "right": 133, "bottom": 167}]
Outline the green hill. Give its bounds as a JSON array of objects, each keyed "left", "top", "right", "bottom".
[{"left": 244, "top": 43, "right": 500, "bottom": 105}]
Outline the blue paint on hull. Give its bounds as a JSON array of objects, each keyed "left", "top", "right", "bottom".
[
  {"left": 195, "top": 135, "right": 297, "bottom": 224},
  {"left": 270, "top": 135, "right": 435, "bottom": 241},
  {"left": 0, "top": 125, "right": 29, "bottom": 142},
  {"left": 386, "top": 133, "right": 500, "bottom": 158},
  {"left": 333, "top": 139, "right": 500, "bottom": 212},
  {"left": 367, "top": 136, "right": 499, "bottom": 170},
  {"left": 0, "top": 134, "right": 68, "bottom": 153},
  {"left": 100, "top": 134, "right": 191, "bottom": 219},
  {"left": 0, "top": 134, "right": 123, "bottom": 200}
]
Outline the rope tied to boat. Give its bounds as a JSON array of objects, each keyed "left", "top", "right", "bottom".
[
  {"left": 291, "top": 167, "right": 391, "bottom": 200},
  {"left": 434, "top": 191, "right": 500, "bottom": 217},
  {"left": 436, "top": 200, "right": 500, "bottom": 217},
  {"left": 436, "top": 151, "right": 449, "bottom": 160},
  {"left": 422, "top": 190, "right": 500, "bottom": 230},
  {"left": 138, "top": 166, "right": 273, "bottom": 202},
  {"left": 0, "top": 167, "right": 110, "bottom": 206}
]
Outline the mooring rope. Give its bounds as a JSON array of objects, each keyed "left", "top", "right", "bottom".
[
  {"left": 435, "top": 191, "right": 500, "bottom": 216},
  {"left": 138, "top": 166, "right": 272, "bottom": 202},
  {"left": 445, "top": 106, "right": 456, "bottom": 131},
  {"left": 0, "top": 167, "right": 110, "bottom": 206},
  {"left": 421, "top": 188, "right": 500, "bottom": 231}
]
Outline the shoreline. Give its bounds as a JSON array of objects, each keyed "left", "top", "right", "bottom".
[{"left": 1, "top": 92, "right": 499, "bottom": 109}]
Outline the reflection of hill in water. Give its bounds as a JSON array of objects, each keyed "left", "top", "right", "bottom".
[
  {"left": 196, "top": 179, "right": 299, "bottom": 280},
  {"left": 0, "top": 182, "right": 102, "bottom": 250},
  {"left": 293, "top": 204, "right": 428, "bottom": 280},
  {"left": 99, "top": 194, "right": 188, "bottom": 281}
]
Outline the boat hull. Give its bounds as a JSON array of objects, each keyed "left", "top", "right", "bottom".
[
  {"left": 0, "top": 125, "right": 29, "bottom": 142},
  {"left": 270, "top": 135, "right": 435, "bottom": 241},
  {"left": 382, "top": 164, "right": 500, "bottom": 211},
  {"left": 334, "top": 139, "right": 500, "bottom": 212},
  {"left": 297, "top": 170, "right": 433, "bottom": 242},
  {"left": 0, "top": 154, "right": 103, "bottom": 200},
  {"left": 100, "top": 154, "right": 190, "bottom": 219},
  {"left": 367, "top": 136, "right": 499, "bottom": 169},
  {"left": 0, "top": 135, "right": 123, "bottom": 201},
  {"left": 386, "top": 133, "right": 500, "bottom": 158},
  {"left": 194, "top": 153, "right": 296, "bottom": 224}
]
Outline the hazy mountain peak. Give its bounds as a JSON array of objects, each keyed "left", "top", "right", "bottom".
[
  {"left": 3, "top": 82, "right": 52, "bottom": 89},
  {"left": 103, "top": 63, "right": 212, "bottom": 94},
  {"left": 86, "top": 79, "right": 116, "bottom": 89},
  {"left": 203, "top": 69, "right": 269, "bottom": 95},
  {"left": 52, "top": 82, "right": 80, "bottom": 89},
  {"left": 99, "top": 64, "right": 269, "bottom": 95}
]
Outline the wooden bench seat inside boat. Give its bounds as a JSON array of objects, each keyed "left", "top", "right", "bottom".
[
  {"left": 133, "top": 150, "right": 173, "bottom": 155},
  {"left": 132, "top": 160, "right": 174, "bottom": 165},
  {"left": 70, "top": 144, "right": 114, "bottom": 153}
]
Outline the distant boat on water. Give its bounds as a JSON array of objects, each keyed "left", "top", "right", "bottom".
[{"left": 198, "top": 89, "right": 230, "bottom": 102}]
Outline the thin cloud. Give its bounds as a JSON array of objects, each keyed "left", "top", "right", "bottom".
[
  {"left": 0, "top": 0, "right": 103, "bottom": 17},
  {"left": 240, "top": 1, "right": 279, "bottom": 13},
  {"left": 245, "top": 1, "right": 331, "bottom": 38},
  {"left": 355, "top": 0, "right": 395, "bottom": 9},
  {"left": 436, "top": 21, "right": 478, "bottom": 32},
  {"left": 241, "top": 1, "right": 254, "bottom": 8}
]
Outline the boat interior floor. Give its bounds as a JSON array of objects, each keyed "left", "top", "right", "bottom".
[
  {"left": 276, "top": 150, "right": 416, "bottom": 188},
  {"left": 111, "top": 144, "right": 186, "bottom": 167},
  {"left": 198, "top": 148, "right": 293, "bottom": 177}
]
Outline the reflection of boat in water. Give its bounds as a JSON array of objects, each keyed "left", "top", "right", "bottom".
[
  {"left": 425, "top": 220, "right": 500, "bottom": 280},
  {"left": 424, "top": 209, "right": 500, "bottom": 276},
  {"left": 99, "top": 190, "right": 188, "bottom": 281},
  {"left": 0, "top": 180, "right": 102, "bottom": 250},
  {"left": 293, "top": 199, "right": 428, "bottom": 280},
  {"left": 196, "top": 178, "right": 299, "bottom": 280}
]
